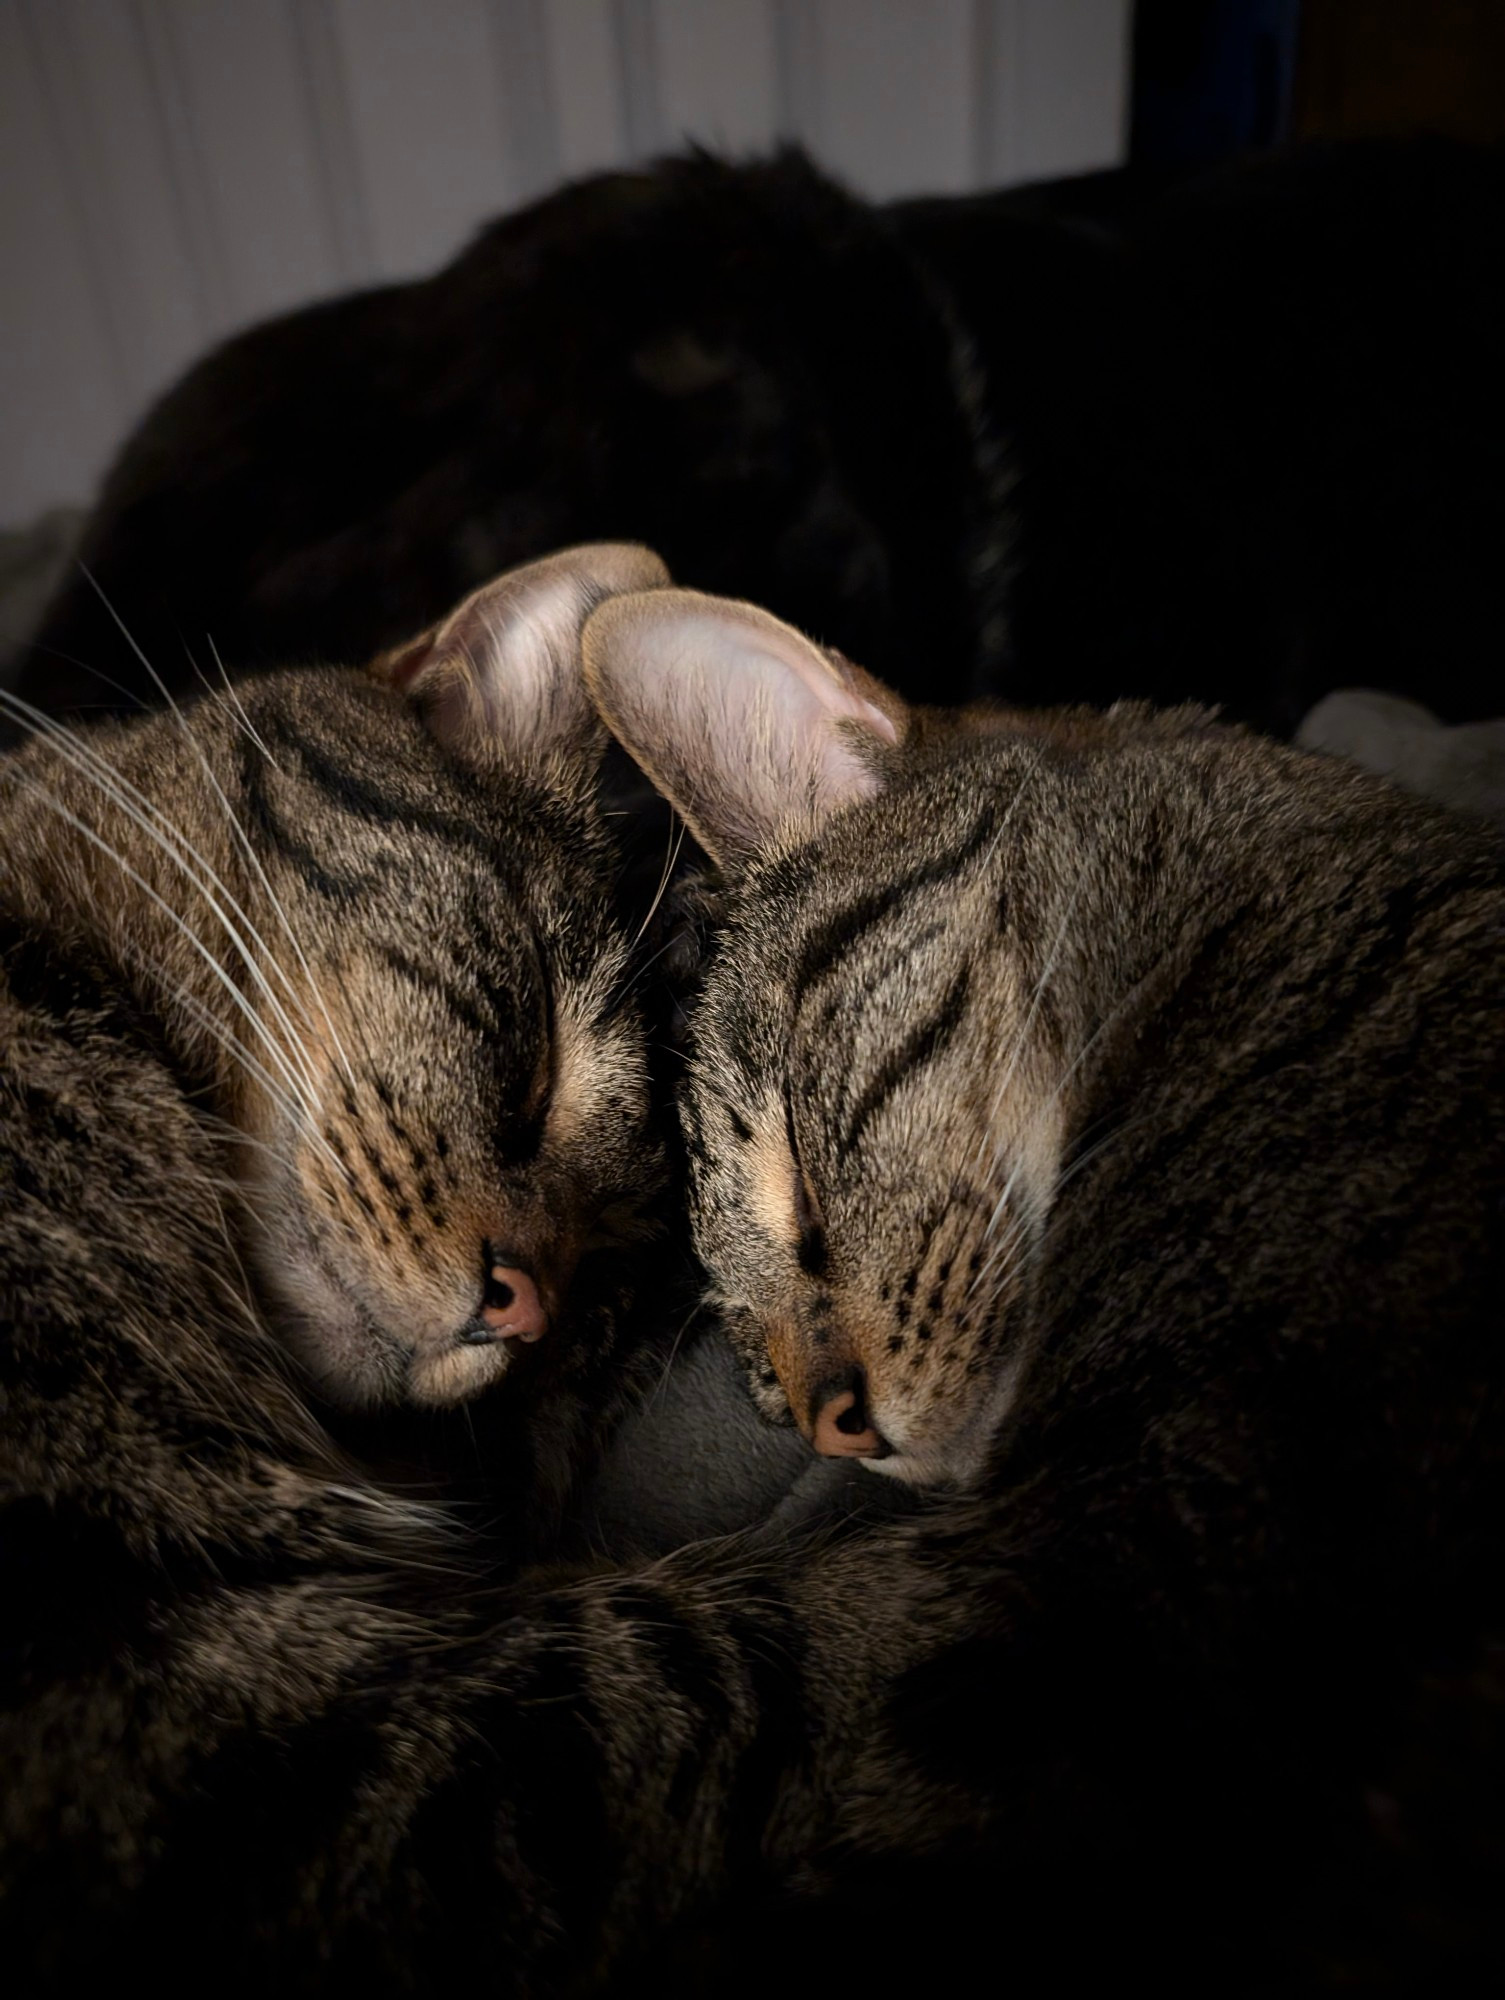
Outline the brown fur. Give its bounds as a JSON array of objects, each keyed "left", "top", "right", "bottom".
[
  {"left": 6, "top": 559, "right": 1505, "bottom": 1996},
  {"left": 583, "top": 585, "right": 1505, "bottom": 1984}
]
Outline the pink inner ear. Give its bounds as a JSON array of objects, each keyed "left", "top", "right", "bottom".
[
  {"left": 853, "top": 696, "right": 899, "bottom": 745},
  {"left": 777, "top": 636, "right": 899, "bottom": 746},
  {"left": 377, "top": 633, "right": 435, "bottom": 693}
]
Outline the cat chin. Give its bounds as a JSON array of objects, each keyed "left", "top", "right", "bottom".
[
  {"left": 405, "top": 1340, "right": 515, "bottom": 1408},
  {"left": 858, "top": 1443, "right": 983, "bottom": 1490},
  {"left": 271, "top": 1294, "right": 407, "bottom": 1410},
  {"left": 866, "top": 1354, "right": 1029, "bottom": 1489},
  {"left": 272, "top": 1268, "right": 515, "bottom": 1411},
  {"left": 274, "top": 1293, "right": 513, "bottom": 1411}
]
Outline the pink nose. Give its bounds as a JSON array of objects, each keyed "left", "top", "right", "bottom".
[
  {"left": 812, "top": 1385, "right": 881, "bottom": 1458},
  {"left": 481, "top": 1264, "right": 548, "bottom": 1343}
]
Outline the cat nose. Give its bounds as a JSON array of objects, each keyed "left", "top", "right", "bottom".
[
  {"left": 479, "top": 1262, "right": 548, "bottom": 1343},
  {"left": 812, "top": 1370, "right": 882, "bottom": 1457}
]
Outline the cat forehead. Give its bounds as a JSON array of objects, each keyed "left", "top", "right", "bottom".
[
  {"left": 234, "top": 669, "right": 607, "bottom": 875},
  {"left": 728, "top": 767, "right": 1011, "bottom": 972}
]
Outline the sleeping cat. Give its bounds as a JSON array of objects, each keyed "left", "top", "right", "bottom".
[
  {"left": 6, "top": 557, "right": 1503, "bottom": 1994},
  {"left": 581, "top": 585, "right": 1505, "bottom": 1985},
  {"left": 1, "top": 541, "right": 878, "bottom": 1997},
  {"left": 0, "top": 542, "right": 685, "bottom": 1523}
]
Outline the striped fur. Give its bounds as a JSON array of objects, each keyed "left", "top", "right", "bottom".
[
  {"left": 7, "top": 562, "right": 1505, "bottom": 1992},
  {"left": 582, "top": 588, "right": 1505, "bottom": 1986},
  {"left": 0, "top": 550, "right": 722, "bottom": 1988}
]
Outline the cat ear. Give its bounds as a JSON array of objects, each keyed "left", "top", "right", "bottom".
[
  {"left": 370, "top": 543, "right": 671, "bottom": 769},
  {"left": 581, "top": 589, "right": 906, "bottom": 865}
]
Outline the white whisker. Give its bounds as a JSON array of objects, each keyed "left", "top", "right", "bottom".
[
  {"left": 0, "top": 686, "right": 327, "bottom": 1118},
  {"left": 207, "top": 633, "right": 279, "bottom": 769},
  {"left": 971, "top": 871, "right": 1088, "bottom": 1198},
  {"left": 9, "top": 768, "right": 347, "bottom": 1184},
  {"left": 76, "top": 572, "right": 336, "bottom": 1097},
  {"left": 146, "top": 963, "right": 339, "bottom": 1168},
  {"left": 182, "top": 642, "right": 246, "bottom": 736},
  {"left": 971, "top": 923, "right": 1199, "bottom": 1299},
  {"left": 632, "top": 812, "right": 686, "bottom": 948},
  {"left": 648, "top": 1300, "right": 707, "bottom": 1410},
  {"left": 614, "top": 931, "right": 681, "bottom": 1005},
  {"left": 959, "top": 753, "right": 1046, "bottom": 1183},
  {"left": 975, "top": 1100, "right": 1163, "bottom": 1323},
  {"left": 185, "top": 646, "right": 359, "bottom": 1092}
]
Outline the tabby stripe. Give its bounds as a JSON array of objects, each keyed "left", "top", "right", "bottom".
[
  {"left": 606, "top": 1583, "right": 738, "bottom": 1817},
  {"left": 837, "top": 961, "right": 972, "bottom": 1162},
  {"left": 1131, "top": 882, "right": 1472, "bottom": 1188},
  {"left": 792, "top": 805, "right": 998, "bottom": 1005},
  {"left": 263, "top": 713, "right": 507, "bottom": 863},
  {"left": 239, "top": 740, "right": 378, "bottom": 901},
  {"left": 411, "top": 1616, "right": 616, "bottom": 1947},
  {"left": 376, "top": 944, "right": 506, "bottom": 1045},
  {"left": 720, "top": 1597, "right": 811, "bottom": 1878}
]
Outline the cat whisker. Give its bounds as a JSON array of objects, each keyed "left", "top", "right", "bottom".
[
  {"left": 77, "top": 569, "right": 347, "bottom": 1095},
  {"left": 118, "top": 944, "right": 341, "bottom": 1172},
  {"left": 647, "top": 1300, "right": 707, "bottom": 1410},
  {"left": 184, "top": 649, "right": 360, "bottom": 1093},
  {"left": 632, "top": 812, "right": 686, "bottom": 948},
  {"left": 959, "top": 754, "right": 1046, "bottom": 1183},
  {"left": 971, "top": 869, "right": 1089, "bottom": 1196},
  {"left": 613, "top": 931, "right": 681, "bottom": 1006},
  {"left": 968, "top": 1208, "right": 1034, "bottom": 1320},
  {"left": 206, "top": 633, "right": 366, "bottom": 1099},
  {"left": 0, "top": 685, "right": 315, "bottom": 1056},
  {"left": 188, "top": 1115, "right": 295, "bottom": 1177},
  {"left": 0, "top": 688, "right": 328, "bottom": 1119},
  {"left": 16, "top": 640, "right": 156, "bottom": 718},
  {"left": 7, "top": 766, "right": 343, "bottom": 1172},
  {"left": 155, "top": 968, "right": 352, "bottom": 1184},
  {"left": 970, "top": 924, "right": 1204, "bottom": 1298},
  {"left": 207, "top": 633, "right": 280, "bottom": 770},
  {"left": 183, "top": 641, "right": 249, "bottom": 739},
  {"left": 1049, "top": 1103, "right": 1159, "bottom": 1210},
  {"left": 974, "top": 1101, "right": 1164, "bottom": 1328}
]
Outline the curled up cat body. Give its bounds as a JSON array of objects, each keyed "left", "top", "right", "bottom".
[
  {"left": 0, "top": 544, "right": 697, "bottom": 1987},
  {"left": 582, "top": 589, "right": 1505, "bottom": 1987},
  {"left": 4, "top": 558, "right": 1503, "bottom": 1994}
]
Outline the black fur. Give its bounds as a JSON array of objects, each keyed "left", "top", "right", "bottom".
[{"left": 16, "top": 140, "right": 1505, "bottom": 738}]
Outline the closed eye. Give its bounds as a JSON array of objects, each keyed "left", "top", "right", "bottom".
[
  {"left": 524, "top": 964, "right": 556, "bottom": 1123},
  {"left": 785, "top": 1092, "right": 828, "bottom": 1278},
  {"left": 521, "top": 1035, "right": 553, "bottom": 1126}
]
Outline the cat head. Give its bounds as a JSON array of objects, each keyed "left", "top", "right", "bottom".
[
  {"left": 583, "top": 589, "right": 1116, "bottom": 1486},
  {"left": 10, "top": 545, "right": 671, "bottom": 1409}
]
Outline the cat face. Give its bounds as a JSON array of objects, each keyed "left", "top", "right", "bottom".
[
  {"left": 5, "top": 545, "right": 670, "bottom": 1410},
  {"left": 234, "top": 546, "right": 676, "bottom": 1407},
  {"left": 583, "top": 590, "right": 1077, "bottom": 1486},
  {"left": 678, "top": 810, "right": 1067, "bottom": 1488}
]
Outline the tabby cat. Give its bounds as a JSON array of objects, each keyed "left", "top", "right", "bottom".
[
  {"left": 0, "top": 538, "right": 698, "bottom": 1985},
  {"left": 1, "top": 543, "right": 892, "bottom": 1998},
  {"left": 580, "top": 585, "right": 1505, "bottom": 1987},
  {"left": 6, "top": 558, "right": 1503, "bottom": 1995}
]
